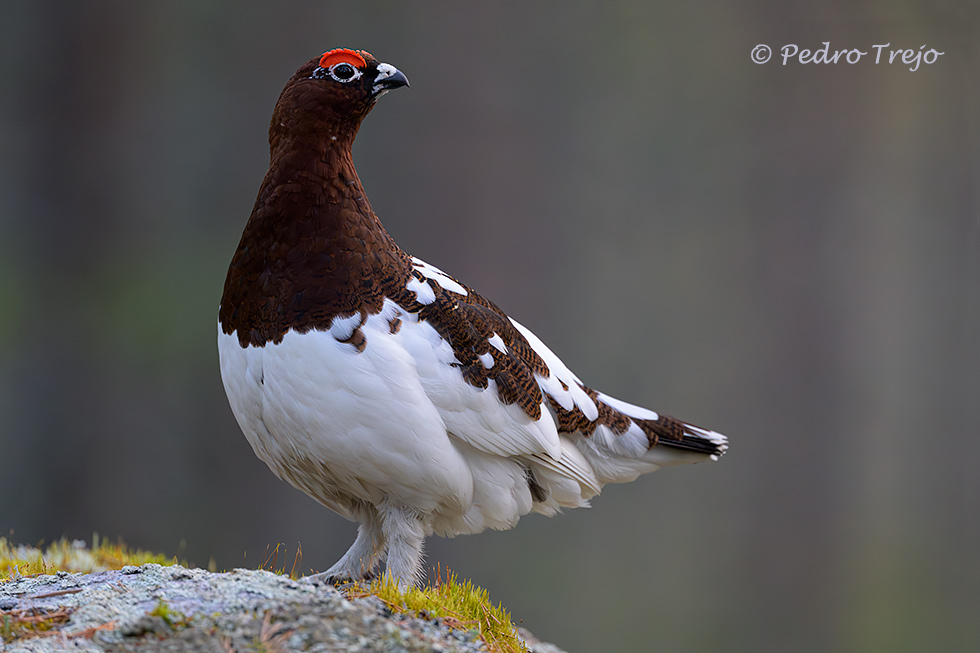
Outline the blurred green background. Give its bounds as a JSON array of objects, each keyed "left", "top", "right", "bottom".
[{"left": 2, "top": 1, "right": 978, "bottom": 651}]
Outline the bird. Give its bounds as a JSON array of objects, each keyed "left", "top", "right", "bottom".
[{"left": 218, "top": 48, "right": 728, "bottom": 589}]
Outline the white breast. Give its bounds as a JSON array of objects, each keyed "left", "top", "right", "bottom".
[{"left": 217, "top": 298, "right": 590, "bottom": 536}]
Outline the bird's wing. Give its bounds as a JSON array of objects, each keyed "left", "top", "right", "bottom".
[
  {"left": 397, "top": 257, "right": 726, "bottom": 476},
  {"left": 395, "top": 258, "right": 563, "bottom": 461}
]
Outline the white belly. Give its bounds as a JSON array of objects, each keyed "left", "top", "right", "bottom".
[
  {"left": 217, "top": 306, "right": 478, "bottom": 521},
  {"left": 218, "top": 295, "right": 609, "bottom": 537}
]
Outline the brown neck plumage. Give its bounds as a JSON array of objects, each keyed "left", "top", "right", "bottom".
[{"left": 219, "top": 102, "right": 410, "bottom": 348}]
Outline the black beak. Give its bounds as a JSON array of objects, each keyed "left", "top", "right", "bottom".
[
  {"left": 389, "top": 69, "right": 410, "bottom": 88},
  {"left": 374, "top": 64, "right": 410, "bottom": 94}
]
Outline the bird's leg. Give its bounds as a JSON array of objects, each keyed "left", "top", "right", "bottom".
[
  {"left": 308, "top": 508, "right": 384, "bottom": 584},
  {"left": 378, "top": 499, "right": 426, "bottom": 590}
]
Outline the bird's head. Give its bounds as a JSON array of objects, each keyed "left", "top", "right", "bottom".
[{"left": 270, "top": 48, "right": 409, "bottom": 150}]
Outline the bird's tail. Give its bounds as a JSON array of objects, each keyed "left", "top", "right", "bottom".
[{"left": 635, "top": 417, "right": 729, "bottom": 461}]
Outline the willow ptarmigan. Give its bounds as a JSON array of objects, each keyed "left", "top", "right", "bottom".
[{"left": 218, "top": 48, "right": 728, "bottom": 588}]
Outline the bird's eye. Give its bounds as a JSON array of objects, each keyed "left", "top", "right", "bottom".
[{"left": 331, "top": 63, "right": 357, "bottom": 82}]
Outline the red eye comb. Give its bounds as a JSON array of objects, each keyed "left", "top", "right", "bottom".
[{"left": 319, "top": 49, "right": 367, "bottom": 69}]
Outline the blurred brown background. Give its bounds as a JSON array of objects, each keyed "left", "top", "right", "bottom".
[{"left": 2, "top": 1, "right": 978, "bottom": 651}]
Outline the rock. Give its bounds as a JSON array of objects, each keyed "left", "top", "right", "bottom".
[{"left": 0, "top": 564, "right": 566, "bottom": 652}]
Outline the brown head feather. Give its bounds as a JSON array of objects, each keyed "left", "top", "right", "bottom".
[{"left": 220, "top": 51, "right": 410, "bottom": 347}]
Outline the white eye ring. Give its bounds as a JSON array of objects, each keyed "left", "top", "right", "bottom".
[{"left": 328, "top": 62, "right": 362, "bottom": 83}]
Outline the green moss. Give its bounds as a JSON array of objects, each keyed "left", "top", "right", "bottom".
[
  {"left": 345, "top": 567, "right": 529, "bottom": 653},
  {"left": 149, "top": 598, "right": 190, "bottom": 630},
  {"left": 255, "top": 545, "right": 527, "bottom": 650},
  {"left": 0, "top": 535, "right": 175, "bottom": 582}
]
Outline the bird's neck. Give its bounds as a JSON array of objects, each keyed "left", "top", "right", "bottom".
[
  {"left": 269, "top": 137, "right": 374, "bottom": 219},
  {"left": 219, "top": 135, "right": 411, "bottom": 347}
]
